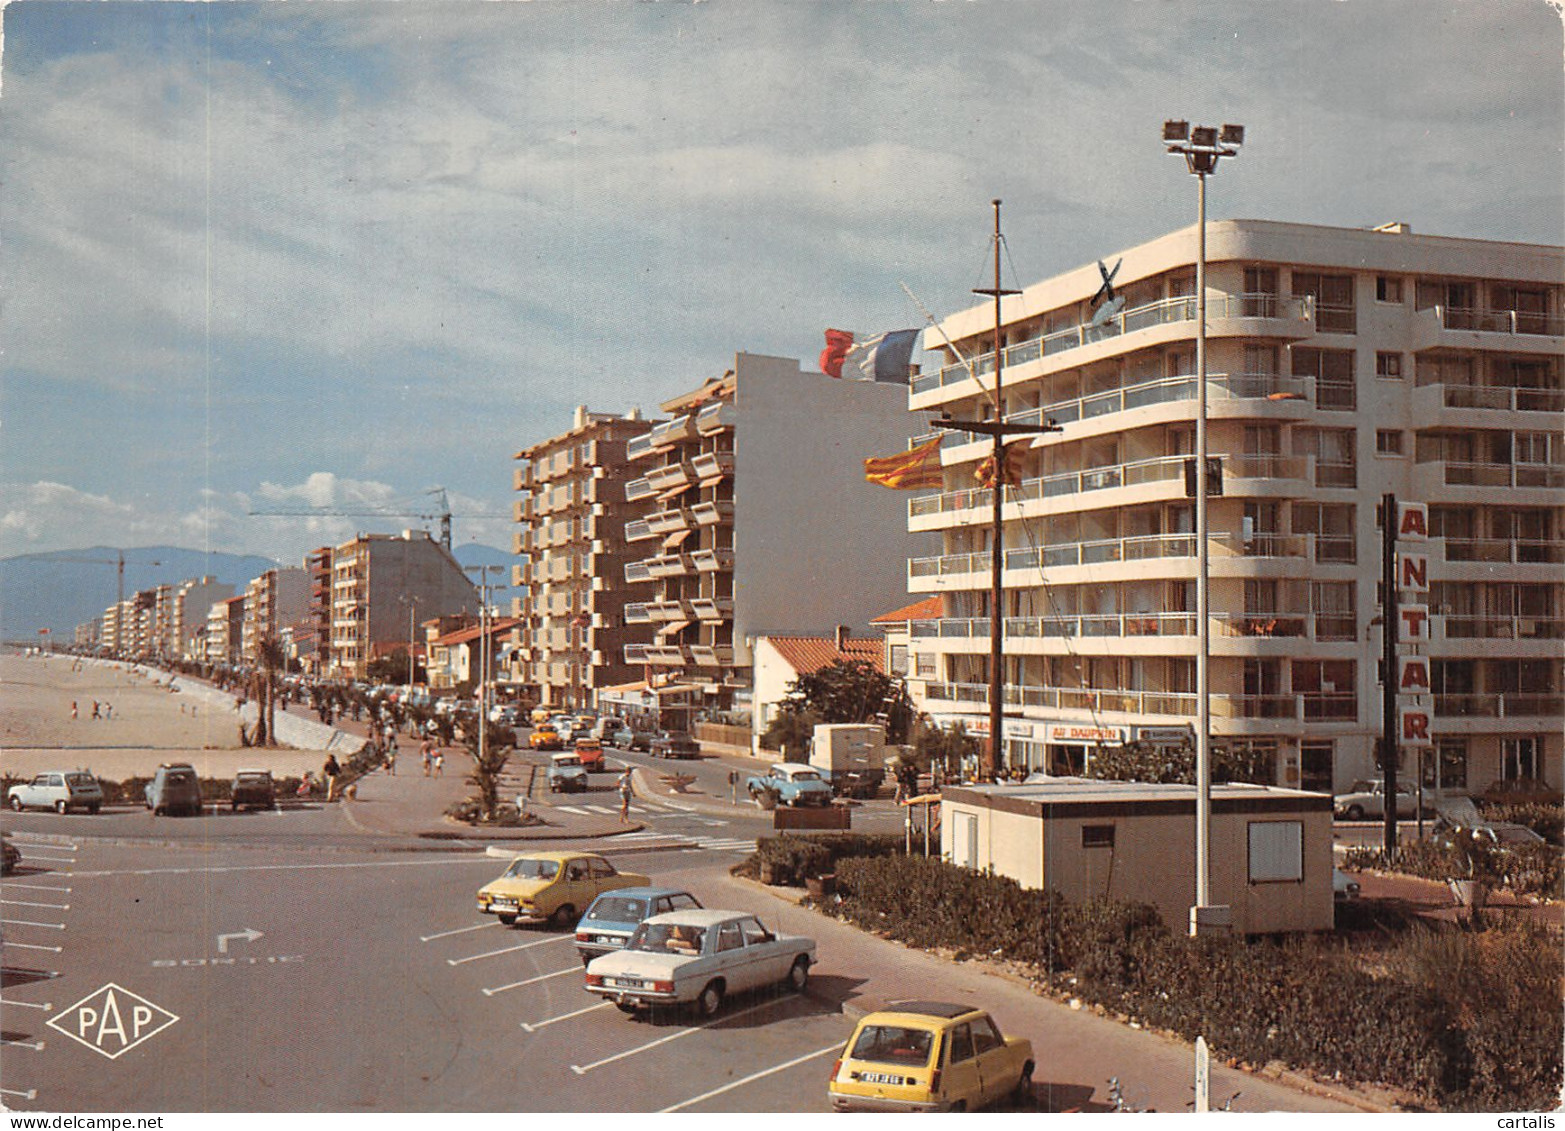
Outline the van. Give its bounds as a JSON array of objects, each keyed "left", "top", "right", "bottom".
[
  {"left": 146, "top": 763, "right": 204, "bottom": 816},
  {"left": 592, "top": 717, "right": 625, "bottom": 742}
]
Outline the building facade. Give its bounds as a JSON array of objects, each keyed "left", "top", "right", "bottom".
[
  {"left": 621, "top": 352, "right": 930, "bottom": 722},
  {"left": 909, "top": 219, "right": 1562, "bottom": 796},
  {"left": 510, "top": 406, "right": 656, "bottom": 710},
  {"left": 328, "top": 530, "right": 476, "bottom": 679},
  {"left": 172, "top": 577, "right": 235, "bottom": 661},
  {"left": 242, "top": 567, "right": 309, "bottom": 662}
]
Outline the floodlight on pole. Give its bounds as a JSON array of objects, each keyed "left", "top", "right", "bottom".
[{"left": 1163, "top": 119, "right": 1244, "bottom": 942}]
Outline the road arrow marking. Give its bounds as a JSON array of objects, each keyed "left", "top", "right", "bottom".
[{"left": 216, "top": 928, "right": 263, "bottom": 954}]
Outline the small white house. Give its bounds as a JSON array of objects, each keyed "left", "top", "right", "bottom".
[{"left": 941, "top": 777, "right": 1335, "bottom": 934}]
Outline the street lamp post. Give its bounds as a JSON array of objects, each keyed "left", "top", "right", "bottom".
[
  {"left": 399, "top": 595, "right": 421, "bottom": 698},
  {"left": 465, "top": 566, "right": 507, "bottom": 766},
  {"left": 1163, "top": 119, "right": 1244, "bottom": 937}
]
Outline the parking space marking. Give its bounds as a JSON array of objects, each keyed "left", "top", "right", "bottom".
[
  {"left": 0, "top": 883, "right": 72, "bottom": 893},
  {"left": 70, "top": 855, "right": 494, "bottom": 879},
  {"left": 569, "top": 999, "right": 775, "bottom": 1075},
  {"left": 17, "top": 853, "right": 76, "bottom": 864},
  {"left": 660, "top": 1042, "right": 842, "bottom": 1112},
  {"left": 419, "top": 921, "right": 502, "bottom": 943},
  {"left": 0, "top": 1087, "right": 38, "bottom": 1100},
  {"left": 0, "top": 998, "right": 53, "bottom": 1011},
  {"left": 519, "top": 1001, "right": 612, "bottom": 1033},
  {"left": 3, "top": 941, "right": 63, "bottom": 953},
  {"left": 1, "top": 1037, "right": 46, "bottom": 1051},
  {"left": 480, "top": 966, "right": 578, "bottom": 997},
  {"left": 0, "top": 919, "right": 65, "bottom": 930},
  {"left": 2, "top": 899, "right": 71, "bottom": 911},
  {"left": 448, "top": 934, "right": 570, "bottom": 967}
]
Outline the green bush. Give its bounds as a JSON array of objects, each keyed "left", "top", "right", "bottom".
[
  {"left": 752, "top": 833, "right": 902, "bottom": 883},
  {"left": 1478, "top": 802, "right": 1564, "bottom": 845}
]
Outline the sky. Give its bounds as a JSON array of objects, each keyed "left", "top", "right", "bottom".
[{"left": 2, "top": 0, "right": 1561, "bottom": 566}]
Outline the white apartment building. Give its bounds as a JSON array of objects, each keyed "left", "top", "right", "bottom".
[
  {"left": 171, "top": 576, "right": 234, "bottom": 660},
  {"left": 622, "top": 352, "right": 929, "bottom": 721},
  {"left": 511, "top": 406, "right": 655, "bottom": 710},
  {"left": 328, "top": 530, "right": 476, "bottom": 679},
  {"left": 909, "top": 219, "right": 1562, "bottom": 797},
  {"left": 242, "top": 567, "right": 309, "bottom": 662}
]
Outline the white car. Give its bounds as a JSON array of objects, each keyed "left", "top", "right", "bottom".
[
  {"left": 9, "top": 771, "right": 103, "bottom": 814},
  {"left": 1332, "top": 780, "right": 1429, "bottom": 821},
  {"left": 585, "top": 909, "right": 815, "bottom": 1018}
]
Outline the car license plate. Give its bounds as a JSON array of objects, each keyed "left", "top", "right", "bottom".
[
  {"left": 596, "top": 935, "right": 621, "bottom": 946},
  {"left": 491, "top": 899, "right": 518, "bottom": 910},
  {"left": 607, "top": 977, "right": 643, "bottom": 989},
  {"left": 859, "top": 1072, "right": 905, "bottom": 1085}
]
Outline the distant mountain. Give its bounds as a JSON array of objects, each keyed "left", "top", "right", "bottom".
[
  {"left": 452, "top": 542, "right": 514, "bottom": 573},
  {"left": 0, "top": 546, "right": 280, "bottom": 640}
]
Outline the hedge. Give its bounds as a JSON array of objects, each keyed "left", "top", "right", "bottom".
[{"left": 825, "top": 854, "right": 1562, "bottom": 1111}]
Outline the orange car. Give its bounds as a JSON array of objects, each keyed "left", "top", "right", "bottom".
[{"left": 574, "top": 738, "right": 605, "bottom": 772}]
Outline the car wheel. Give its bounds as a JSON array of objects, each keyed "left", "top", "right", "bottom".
[
  {"left": 1012, "top": 1062, "right": 1035, "bottom": 1107},
  {"left": 497, "top": 914, "right": 517, "bottom": 926},
  {"left": 8, "top": 796, "right": 21, "bottom": 811},
  {"left": 55, "top": 799, "right": 69, "bottom": 815},
  {"left": 548, "top": 903, "right": 576, "bottom": 930},
  {"left": 1345, "top": 804, "right": 1365, "bottom": 821},
  {"left": 695, "top": 979, "right": 724, "bottom": 1019},
  {"left": 786, "top": 955, "right": 810, "bottom": 993}
]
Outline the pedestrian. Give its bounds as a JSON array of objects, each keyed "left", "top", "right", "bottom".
[
  {"left": 91, "top": 700, "right": 101, "bottom": 719},
  {"left": 104, "top": 703, "right": 113, "bottom": 720},
  {"left": 421, "top": 740, "right": 433, "bottom": 777},
  {"left": 323, "top": 754, "right": 341, "bottom": 802},
  {"left": 618, "top": 768, "right": 634, "bottom": 822},
  {"left": 432, "top": 750, "right": 444, "bottom": 777},
  {"left": 70, "top": 700, "right": 78, "bottom": 720},
  {"left": 384, "top": 746, "right": 396, "bottom": 776}
]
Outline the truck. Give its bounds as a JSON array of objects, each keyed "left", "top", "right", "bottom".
[{"left": 808, "top": 724, "right": 888, "bottom": 799}]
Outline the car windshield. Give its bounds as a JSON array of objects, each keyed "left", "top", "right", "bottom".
[
  {"left": 166, "top": 771, "right": 196, "bottom": 783},
  {"left": 586, "top": 896, "right": 647, "bottom": 922},
  {"left": 502, "top": 858, "right": 559, "bottom": 881},
  {"left": 237, "top": 774, "right": 270, "bottom": 784},
  {"left": 849, "top": 1025, "right": 936, "bottom": 1067},
  {"left": 628, "top": 922, "right": 707, "bottom": 954}
]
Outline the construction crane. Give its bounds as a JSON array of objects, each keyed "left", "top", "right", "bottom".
[
  {"left": 247, "top": 487, "right": 505, "bottom": 550},
  {"left": 50, "top": 550, "right": 163, "bottom": 611}
]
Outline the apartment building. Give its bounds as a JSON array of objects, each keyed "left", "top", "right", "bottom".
[
  {"left": 205, "top": 595, "right": 247, "bottom": 664},
  {"left": 621, "top": 352, "right": 928, "bottom": 720},
  {"left": 303, "top": 547, "right": 334, "bottom": 675},
  {"left": 909, "top": 219, "right": 1562, "bottom": 796},
  {"left": 172, "top": 576, "right": 234, "bottom": 660},
  {"left": 328, "top": 530, "right": 476, "bottom": 679},
  {"left": 510, "top": 407, "right": 656, "bottom": 710},
  {"left": 241, "top": 567, "right": 309, "bottom": 662}
]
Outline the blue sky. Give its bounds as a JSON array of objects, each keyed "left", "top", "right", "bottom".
[{"left": 2, "top": 0, "right": 1561, "bottom": 563}]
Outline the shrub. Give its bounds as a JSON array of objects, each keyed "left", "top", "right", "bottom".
[
  {"left": 1478, "top": 802, "right": 1564, "bottom": 845},
  {"left": 751, "top": 833, "right": 902, "bottom": 883}
]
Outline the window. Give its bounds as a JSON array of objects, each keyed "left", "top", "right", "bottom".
[
  {"left": 1375, "top": 352, "right": 1403, "bottom": 379},
  {"left": 948, "top": 1024, "right": 977, "bottom": 1065},
  {"left": 1292, "top": 272, "right": 1356, "bottom": 333},
  {"left": 1300, "top": 739, "right": 1334, "bottom": 794},
  {"left": 1243, "top": 267, "right": 1279, "bottom": 317},
  {"left": 740, "top": 918, "right": 774, "bottom": 945},
  {"left": 1293, "top": 348, "right": 1356, "bottom": 410},
  {"left": 916, "top": 652, "right": 937, "bottom": 678},
  {"left": 1248, "top": 820, "right": 1304, "bottom": 883},
  {"left": 1435, "top": 738, "right": 1468, "bottom": 790},
  {"left": 889, "top": 644, "right": 909, "bottom": 676},
  {"left": 1082, "top": 825, "right": 1115, "bottom": 849},
  {"left": 717, "top": 923, "right": 743, "bottom": 952},
  {"left": 970, "top": 1016, "right": 1004, "bottom": 1054},
  {"left": 1376, "top": 430, "right": 1405, "bottom": 456},
  {"left": 1503, "top": 737, "right": 1540, "bottom": 781},
  {"left": 1376, "top": 276, "right": 1403, "bottom": 303}
]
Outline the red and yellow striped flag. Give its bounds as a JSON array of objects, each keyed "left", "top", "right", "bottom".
[{"left": 864, "top": 437, "right": 944, "bottom": 490}]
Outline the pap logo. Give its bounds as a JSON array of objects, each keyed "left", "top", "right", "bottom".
[{"left": 47, "top": 983, "right": 179, "bottom": 1059}]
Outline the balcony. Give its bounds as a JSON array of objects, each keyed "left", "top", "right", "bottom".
[
  {"left": 1436, "top": 616, "right": 1564, "bottom": 642},
  {"left": 924, "top": 680, "right": 1198, "bottom": 718},
  {"left": 624, "top": 518, "right": 656, "bottom": 543},
  {"left": 625, "top": 477, "right": 657, "bottom": 503},
  {"left": 691, "top": 450, "right": 735, "bottom": 482},
  {"left": 512, "top": 497, "right": 533, "bottom": 522},
  {"left": 911, "top": 293, "right": 1314, "bottom": 398},
  {"left": 1434, "top": 693, "right": 1564, "bottom": 719},
  {"left": 690, "top": 500, "right": 735, "bottom": 526},
  {"left": 646, "top": 599, "right": 695, "bottom": 621},
  {"left": 689, "top": 644, "right": 735, "bottom": 667},
  {"left": 645, "top": 460, "right": 695, "bottom": 493},
  {"left": 696, "top": 402, "right": 736, "bottom": 434},
  {"left": 624, "top": 643, "right": 651, "bottom": 664},
  {"left": 644, "top": 553, "right": 695, "bottom": 578},
  {"left": 624, "top": 561, "right": 653, "bottom": 584},
  {"left": 1431, "top": 461, "right": 1565, "bottom": 490},
  {"left": 690, "top": 548, "right": 735, "bottom": 573},
  {"left": 650, "top": 414, "right": 696, "bottom": 447},
  {"left": 642, "top": 644, "right": 690, "bottom": 666},
  {"left": 645, "top": 507, "right": 695, "bottom": 535},
  {"left": 1435, "top": 537, "right": 1565, "bottom": 566},
  {"left": 690, "top": 596, "right": 734, "bottom": 621},
  {"left": 1432, "top": 305, "right": 1565, "bottom": 337},
  {"left": 1228, "top": 694, "right": 1358, "bottom": 722},
  {"left": 1414, "top": 382, "right": 1565, "bottom": 417}
]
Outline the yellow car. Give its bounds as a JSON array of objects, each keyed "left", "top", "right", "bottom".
[
  {"left": 828, "top": 1001, "right": 1034, "bottom": 1112},
  {"left": 529, "top": 724, "right": 564, "bottom": 750},
  {"left": 477, "top": 852, "right": 651, "bottom": 929}
]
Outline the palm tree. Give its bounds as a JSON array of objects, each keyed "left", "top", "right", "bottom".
[{"left": 255, "top": 634, "right": 287, "bottom": 747}]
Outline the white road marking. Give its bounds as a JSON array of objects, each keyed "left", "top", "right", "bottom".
[
  {"left": 585, "top": 805, "right": 617, "bottom": 815},
  {"left": 448, "top": 934, "right": 571, "bottom": 966},
  {"left": 0, "top": 883, "right": 72, "bottom": 893},
  {"left": 69, "top": 856, "right": 495, "bottom": 879},
  {"left": 0, "top": 919, "right": 65, "bottom": 930},
  {"left": 419, "top": 921, "right": 502, "bottom": 943},
  {"left": 480, "top": 966, "right": 579, "bottom": 996},
  {"left": 2, "top": 899, "right": 70, "bottom": 911},
  {"left": 570, "top": 999, "right": 775, "bottom": 1075},
  {"left": 660, "top": 1042, "right": 842, "bottom": 1112},
  {"left": 17, "top": 853, "right": 75, "bottom": 864},
  {"left": 519, "top": 1000, "right": 612, "bottom": 1032},
  {"left": 3, "top": 941, "right": 63, "bottom": 953},
  {"left": 555, "top": 806, "right": 588, "bottom": 815},
  {"left": 0, "top": 998, "right": 52, "bottom": 1011},
  {"left": 1, "top": 1037, "right": 45, "bottom": 1051},
  {"left": 0, "top": 1087, "right": 38, "bottom": 1100}
]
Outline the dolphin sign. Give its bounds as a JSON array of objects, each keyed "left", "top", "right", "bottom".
[{"left": 1089, "top": 257, "right": 1126, "bottom": 328}]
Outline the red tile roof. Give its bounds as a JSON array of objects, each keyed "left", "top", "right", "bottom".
[
  {"left": 434, "top": 617, "right": 521, "bottom": 647},
  {"left": 763, "top": 635, "right": 885, "bottom": 677},
  {"left": 870, "top": 596, "right": 942, "bottom": 624}
]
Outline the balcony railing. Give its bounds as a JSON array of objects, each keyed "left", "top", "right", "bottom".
[
  {"left": 625, "top": 477, "right": 657, "bottom": 502},
  {"left": 627, "top": 433, "right": 657, "bottom": 461},
  {"left": 1434, "top": 693, "right": 1564, "bottom": 718},
  {"left": 690, "top": 500, "right": 735, "bottom": 526},
  {"left": 645, "top": 461, "right": 695, "bottom": 492},
  {"left": 1433, "top": 305, "right": 1565, "bottom": 337},
  {"left": 1426, "top": 383, "right": 1565, "bottom": 414},
  {"left": 909, "top": 613, "right": 1198, "bottom": 640},
  {"left": 625, "top": 519, "right": 656, "bottom": 543},
  {"left": 1427, "top": 461, "right": 1565, "bottom": 489},
  {"left": 690, "top": 548, "right": 735, "bottom": 572},
  {"left": 624, "top": 604, "right": 653, "bottom": 624},
  {"left": 1439, "top": 616, "right": 1564, "bottom": 641},
  {"left": 1235, "top": 693, "right": 1357, "bottom": 721},
  {"left": 690, "top": 597, "right": 734, "bottom": 620},
  {"left": 1439, "top": 538, "right": 1565, "bottom": 565},
  {"left": 624, "top": 561, "right": 653, "bottom": 584},
  {"left": 911, "top": 293, "right": 1312, "bottom": 397},
  {"left": 691, "top": 450, "right": 735, "bottom": 481},
  {"left": 696, "top": 402, "right": 736, "bottom": 434},
  {"left": 645, "top": 507, "right": 694, "bottom": 535}
]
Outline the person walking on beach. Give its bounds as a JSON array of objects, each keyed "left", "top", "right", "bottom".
[
  {"left": 91, "top": 700, "right": 101, "bottom": 719},
  {"left": 618, "top": 768, "right": 634, "bottom": 823},
  {"left": 70, "top": 701, "right": 78, "bottom": 720},
  {"left": 323, "top": 754, "right": 341, "bottom": 802}
]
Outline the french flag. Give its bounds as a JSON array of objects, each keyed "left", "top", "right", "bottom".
[{"left": 819, "top": 328, "right": 920, "bottom": 383}]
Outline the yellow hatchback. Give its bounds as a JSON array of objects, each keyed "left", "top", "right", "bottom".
[
  {"left": 477, "top": 851, "right": 651, "bottom": 929},
  {"left": 828, "top": 1001, "right": 1034, "bottom": 1112}
]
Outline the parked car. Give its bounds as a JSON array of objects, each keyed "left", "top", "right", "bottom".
[
  {"left": 145, "top": 763, "right": 203, "bottom": 816},
  {"left": 650, "top": 732, "right": 701, "bottom": 760},
  {"left": 530, "top": 706, "right": 554, "bottom": 725},
  {"left": 573, "top": 887, "right": 704, "bottom": 965},
  {"left": 230, "top": 769, "right": 275, "bottom": 811},
  {"left": 584, "top": 909, "right": 815, "bottom": 1018},
  {"left": 547, "top": 752, "right": 589, "bottom": 793},
  {"left": 574, "top": 738, "right": 606, "bottom": 772},
  {"left": 1, "top": 835, "right": 20, "bottom": 875},
  {"left": 8, "top": 771, "right": 103, "bottom": 814},
  {"left": 1332, "top": 780, "right": 1430, "bottom": 821},
  {"left": 529, "top": 724, "right": 564, "bottom": 751},
  {"left": 476, "top": 852, "right": 650, "bottom": 929},
  {"left": 489, "top": 703, "right": 522, "bottom": 726},
  {"left": 608, "top": 726, "right": 654, "bottom": 752},
  {"left": 828, "top": 1001, "right": 1035, "bottom": 1112},
  {"left": 746, "top": 763, "right": 835, "bottom": 809}
]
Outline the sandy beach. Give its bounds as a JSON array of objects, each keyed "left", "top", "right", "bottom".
[{"left": 1, "top": 652, "right": 327, "bottom": 780}]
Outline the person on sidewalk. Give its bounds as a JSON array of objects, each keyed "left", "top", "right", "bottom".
[
  {"left": 421, "top": 740, "right": 433, "bottom": 777},
  {"left": 323, "top": 753, "right": 341, "bottom": 802},
  {"left": 432, "top": 749, "right": 445, "bottom": 777},
  {"left": 618, "top": 768, "right": 634, "bottom": 822}
]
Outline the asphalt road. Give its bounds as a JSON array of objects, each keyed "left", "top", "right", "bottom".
[{"left": 3, "top": 838, "right": 855, "bottom": 1113}]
